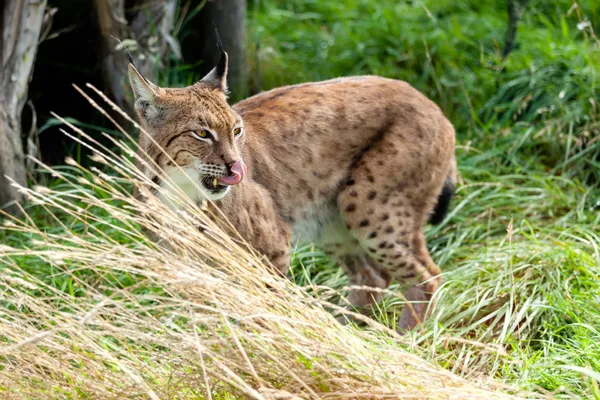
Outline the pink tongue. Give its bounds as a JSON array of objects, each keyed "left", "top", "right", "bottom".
[
  {"left": 217, "top": 160, "right": 246, "bottom": 185},
  {"left": 218, "top": 173, "right": 241, "bottom": 185}
]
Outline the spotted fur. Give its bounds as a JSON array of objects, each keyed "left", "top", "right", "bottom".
[{"left": 129, "top": 51, "right": 457, "bottom": 331}]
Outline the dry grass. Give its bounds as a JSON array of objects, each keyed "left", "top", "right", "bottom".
[{"left": 0, "top": 86, "right": 538, "bottom": 399}]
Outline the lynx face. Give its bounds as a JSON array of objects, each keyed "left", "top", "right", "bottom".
[
  {"left": 152, "top": 88, "right": 246, "bottom": 201},
  {"left": 129, "top": 46, "right": 247, "bottom": 202}
]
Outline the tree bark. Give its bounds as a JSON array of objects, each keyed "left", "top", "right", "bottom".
[
  {"left": 95, "top": 0, "right": 130, "bottom": 113},
  {"left": 94, "top": 0, "right": 180, "bottom": 115},
  {"left": 0, "top": 0, "right": 48, "bottom": 215},
  {"left": 503, "top": 0, "right": 528, "bottom": 59},
  {"left": 184, "top": 0, "right": 248, "bottom": 100}
]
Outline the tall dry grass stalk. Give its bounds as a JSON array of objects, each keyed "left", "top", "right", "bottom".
[{"left": 0, "top": 85, "right": 541, "bottom": 399}]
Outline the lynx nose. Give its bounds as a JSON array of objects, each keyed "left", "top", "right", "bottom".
[{"left": 218, "top": 160, "right": 246, "bottom": 186}]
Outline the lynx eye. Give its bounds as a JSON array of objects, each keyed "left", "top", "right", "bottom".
[
  {"left": 191, "top": 130, "right": 213, "bottom": 141},
  {"left": 233, "top": 127, "right": 243, "bottom": 136}
]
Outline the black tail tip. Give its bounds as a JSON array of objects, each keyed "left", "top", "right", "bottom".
[{"left": 429, "top": 178, "right": 455, "bottom": 225}]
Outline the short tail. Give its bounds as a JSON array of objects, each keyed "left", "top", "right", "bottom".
[{"left": 428, "top": 159, "right": 456, "bottom": 225}]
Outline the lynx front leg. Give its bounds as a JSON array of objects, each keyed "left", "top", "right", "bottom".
[{"left": 225, "top": 181, "right": 292, "bottom": 277}]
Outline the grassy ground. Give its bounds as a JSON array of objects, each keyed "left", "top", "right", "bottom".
[{"left": 2, "top": 0, "right": 600, "bottom": 398}]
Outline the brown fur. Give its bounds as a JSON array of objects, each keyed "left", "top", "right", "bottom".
[{"left": 129, "top": 60, "right": 456, "bottom": 331}]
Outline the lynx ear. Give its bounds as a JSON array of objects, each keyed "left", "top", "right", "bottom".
[
  {"left": 128, "top": 63, "right": 161, "bottom": 120},
  {"left": 199, "top": 28, "right": 229, "bottom": 93}
]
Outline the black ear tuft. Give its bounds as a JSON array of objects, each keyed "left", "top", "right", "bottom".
[
  {"left": 213, "top": 24, "right": 228, "bottom": 80},
  {"left": 198, "top": 24, "right": 229, "bottom": 93}
]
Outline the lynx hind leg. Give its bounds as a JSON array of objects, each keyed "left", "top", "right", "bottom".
[
  {"left": 324, "top": 253, "right": 391, "bottom": 325},
  {"left": 345, "top": 256, "right": 392, "bottom": 309},
  {"left": 317, "top": 226, "right": 391, "bottom": 324},
  {"left": 337, "top": 135, "right": 447, "bottom": 331}
]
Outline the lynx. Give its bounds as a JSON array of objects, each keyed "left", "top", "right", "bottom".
[{"left": 128, "top": 41, "right": 456, "bottom": 331}]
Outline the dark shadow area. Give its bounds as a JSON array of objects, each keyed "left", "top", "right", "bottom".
[{"left": 27, "top": 0, "right": 107, "bottom": 166}]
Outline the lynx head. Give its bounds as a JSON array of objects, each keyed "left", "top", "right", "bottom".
[{"left": 128, "top": 41, "right": 246, "bottom": 203}]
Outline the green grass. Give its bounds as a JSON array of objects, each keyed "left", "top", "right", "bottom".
[{"left": 2, "top": 0, "right": 600, "bottom": 398}]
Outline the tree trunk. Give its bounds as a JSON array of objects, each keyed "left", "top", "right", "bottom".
[
  {"left": 0, "top": 0, "right": 48, "bottom": 215},
  {"left": 210, "top": 0, "right": 248, "bottom": 100},
  {"left": 95, "top": 0, "right": 130, "bottom": 113},
  {"left": 183, "top": 0, "right": 248, "bottom": 100},
  {"left": 94, "top": 0, "right": 180, "bottom": 115},
  {"left": 503, "top": 0, "right": 528, "bottom": 59}
]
